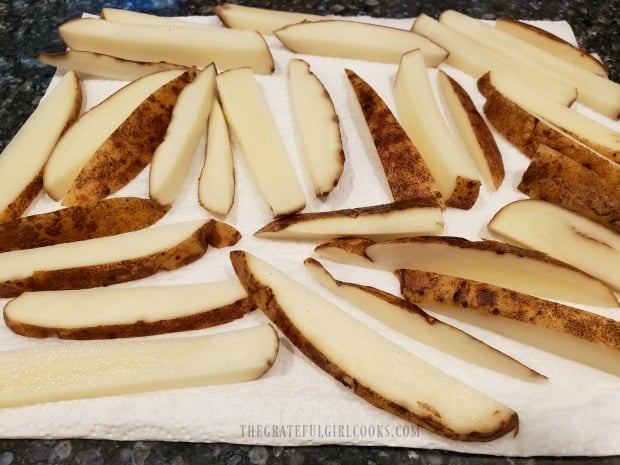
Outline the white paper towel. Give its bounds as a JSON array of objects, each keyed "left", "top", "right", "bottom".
[{"left": 0, "top": 14, "right": 618, "bottom": 457}]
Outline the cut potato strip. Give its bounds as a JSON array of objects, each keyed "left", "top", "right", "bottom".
[
  {"left": 44, "top": 69, "right": 188, "bottom": 201},
  {"left": 217, "top": 67, "right": 306, "bottom": 217},
  {"left": 411, "top": 14, "right": 578, "bottom": 106},
  {"left": 313, "top": 236, "right": 618, "bottom": 308},
  {"left": 437, "top": 71, "right": 504, "bottom": 190},
  {"left": 395, "top": 50, "right": 480, "bottom": 209},
  {"left": 439, "top": 10, "right": 620, "bottom": 119},
  {"left": 0, "top": 71, "right": 81, "bottom": 222},
  {"left": 255, "top": 199, "right": 443, "bottom": 241},
  {"left": 100, "top": 7, "right": 206, "bottom": 28},
  {"left": 0, "top": 197, "right": 169, "bottom": 252},
  {"left": 274, "top": 20, "right": 447, "bottom": 67},
  {"left": 0, "top": 324, "right": 278, "bottom": 408},
  {"left": 304, "top": 258, "right": 545, "bottom": 382},
  {"left": 0, "top": 219, "right": 240, "bottom": 297},
  {"left": 488, "top": 199, "right": 620, "bottom": 291},
  {"left": 399, "top": 269, "right": 620, "bottom": 377},
  {"left": 37, "top": 51, "right": 186, "bottom": 81},
  {"left": 4, "top": 280, "right": 254, "bottom": 339},
  {"left": 150, "top": 65, "right": 216, "bottom": 206},
  {"left": 290, "top": 59, "right": 344, "bottom": 197},
  {"left": 59, "top": 18, "right": 274, "bottom": 74},
  {"left": 212, "top": 3, "right": 323, "bottom": 34},
  {"left": 495, "top": 17, "right": 608, "bottom": 76},
  {"left": 346, "top": 68, "right": 442, "bottom": 205},
  {"left": 198, "top": 99, "right": 235, "bottom": 216},
  {"left": 231, "top": 251, "right": 518, "bottom": 441}
]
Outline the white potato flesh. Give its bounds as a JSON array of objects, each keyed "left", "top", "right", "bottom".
[
  {"left": 59, "top": 18, "right": 274, "bottom": 74},
  {"left": 289, "top": 59, "right": 343, "bottom": 196},
  {"left": 198, "top": 100, "right": 235, "bottom": 216},
  {"left": 0, "top": 219, "right": 208, "bottom": 283},
  {"left": 0, "top": 324, "right": 278, "bottom": 408},
  {"left": 217, "top": 68, "right": 306, "bottom": 217},
  {"left": 488, "top": 200, "right": 620, "bottom": 291},
  {"left": 411, "top": 14, "right": 578, "bottom": 106},
  {"left": 274, "top": 20, "right": 448, "bottom": 67},
  {"left": 394, "top": 50, "right": 480, "bottom": 203},
  {"left": 101, "top": 7, "right": 206, "bottom": 28},
  {"left": 439, "top": 10, "right": 620, "bottom": 119},
  {"left": 4, "top": 280, "right": 247, "bottom": 329},
  {"left": 213, "top": 3, "right": 323, "bottom": 34},
  {"left": 304, "top": 259, "right": 545, "bottom": 382},
  {"left": 43, "top": 69, "right": 184, "bottom": 200},
  {"left": 37, "top": 51, "right": 186, "bottom": 81},
  {"left": 150, "top": 65, "right": 216, "bottom": 206},
  {"left": 0, "top": 71, "right": 80, "bottom": 214},
  {"left": 238, "top": 252, "right": 517, "bottom": 439}
]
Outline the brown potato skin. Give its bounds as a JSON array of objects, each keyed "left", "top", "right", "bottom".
[
  {"left": 345, "top": 69, "right": 443, "bottom": 206},
  {"left": 314, "top": 236, "right": 376, "bottom": 263},
  {"left": 0, "top": 197, "right": 169, "bottom": 252},
  {"left": 445, "top": 176, "right": 481, "bottom": 210},
  {"left": 0, "top": 219, "right": 239, "bottom": 297},
  {"left": 398, "top": 269, "right": 620, "bottom": 351},
  {"left": 519, "top": 146, "right": 620, "bottom": 233},
  {"left": 4, "top": 295, "right": 255, "bottom": 340},
  {"left": 62, "top": 71, "right": 196, "bottom": 206}
]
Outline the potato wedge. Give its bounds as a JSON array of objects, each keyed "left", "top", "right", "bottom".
[
  {"left": 518, "top": 146, "right": 620, "bottom": 232},
  {"left": 150, "top": 65, "right": 216, "bottom": 206},
  {"left": 395, "top": 50, "right": 480, "bottom": 209},
  {"left": 0, "top": 324, "right": 278, "bottom": 408},
  {"left": 494, "top": 17, "right": 608, "bottom": 77},
  {"left": 0, "top": 219, "right": 240, "bottom": 297},
  {"left": 305, "top": 258, "right": 545, "bottom": 382},
  {"left": 59, "top": 18, "right": 274, "bottom": 74},
  {"left": 37, "top": 50, "right": 186, "bottom": 81},
  {"left": 290, "top": 60, "right": 344, "bottom": 197},
  {"left": 346, "top": 69, "right": 443, "bottom": 206},
  {"left": 212, "top": 3, "right": 323, "bottom": 34},
  {"left": 488, "top": 199, "right": 620, "bottom": 291},
  {"left": 437, "top": 71, "right": 504, "bottom": 190},
  {"left": 4, "top": 280, "right": 254, "bottom": 339},
  {"left": 399, "top": 269, "right": 620, "bottom": 377},
  {"left": 44, "top": 70, "right": 191, "bottom": 202},
  {"left": 100, "top": 7, "right": 205, "bottom": 28},
  {"left": 217, "top": 67, "right": 306, "bottom": 217},
  {"left": 254, "top": 199, "right": 443, "bottom": 241},
  {"left": 0, "top": 197, "right": 169, "bottom": 252},
  {"left": 231, "top": 251, "right": 518, "bottom": 441},
  {"left": 439, "top": 10, "right": 620, "bottom": 119},
  {"left": 0, "top": 71, "right": 81, "bottom": 223},
  {"left": 198, "top": 99, "right": 235, "bottom": 216},
  {"left": 313, "top": 236, "right": 618, "bottom": 307},
  {"left": 274, "top": 20, "right": 447, "bottom": 67}
]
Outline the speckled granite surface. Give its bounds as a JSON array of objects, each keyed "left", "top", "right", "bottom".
[{"left": 0, "top": 1, "right": 619, "bottom": 463}]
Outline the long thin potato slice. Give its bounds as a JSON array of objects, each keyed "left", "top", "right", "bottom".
[
  {"left": 0, "top": 71, "right": 81, "bottom": 223},
  {"left": 100, "top": 7, "right": 206, "bottom": 28},
  {"left": 59, "top": 18, "right": 274, "bottom": 74},
  {"left": 4, "top": 280, "right": 254, "bottom": 339},
  {"left": 399, "top": 269, "right": 620, "bottom": 377},
  {"left": 274, "top": 20, "right": 447, "bottom": 67},
  {"left": 231, "top": 251, "right": 518, "bottom": 442},
  {"left": 304, "top": 258, "right": 545, "bottom": 382},
  {"left": 0, "top": 324, "right": 278, "bottom": 408}
]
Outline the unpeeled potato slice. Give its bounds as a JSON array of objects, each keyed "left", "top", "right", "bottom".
[
  {"left": 231, "top": 251, "right": 518, "bottom": 441},
  {"left": 399, "top": 269, "right": 620, "bottom": 377},
  {"left": 0, "top": 71, "right": 81, "bottom": 223},
  {"left": 0, "top": 324, "right": 278, "bottom": 408},
  {"left": 4, "top": 280, "right": 254, "bottom": 339},
  {"left": 100, "top": 7, "right": 206, "bottom": 28},
  {"left": 150, "top": 65, "right": 216, "bottom": 206},
  {"left": 304, "top": 258, "right": 545, "bottom": 382},
  {"left": 0, "top": 219, "right": 240, "bottom": 297}
]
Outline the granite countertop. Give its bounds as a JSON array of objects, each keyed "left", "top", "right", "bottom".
[{"left": 0, "top": 1, "right": 618, "bottom": 464}]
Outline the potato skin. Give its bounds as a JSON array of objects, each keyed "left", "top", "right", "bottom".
[
  {"left": 0, "top": 197, "right": 169, "bottom": 252},
  {"left": 62, "top": 70, "right": 196, "bottom": 206},
  {"left": 398, "top": 269, "right": 620, "bottom": 351}
]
